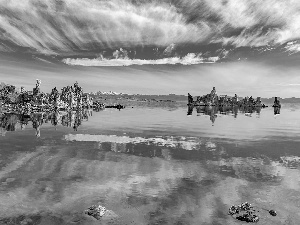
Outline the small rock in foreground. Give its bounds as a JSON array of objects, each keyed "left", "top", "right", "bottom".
[
  {"left": 84, "top": 204, "right": 119, "bottom": 222},
  {"left": 84, "top": 204, "right": 107, "bottom": 220},
  {"left": 269, "top": 210, "right": 277, "bottom": 216},
  {"left": 229, "top": 202, "right": 259, "bottom": 223}
]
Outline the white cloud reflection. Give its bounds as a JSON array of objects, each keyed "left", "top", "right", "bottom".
[
  {"left": 65, "top": 134, "right": 201, "bottom": 150},
  {"left": 0, "top": 144, "right": 299, "bottom": 224}
]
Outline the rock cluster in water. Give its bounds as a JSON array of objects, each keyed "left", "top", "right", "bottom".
[
  {"left": 84, "top": 204, "right": 107, "bottom": 220},
  {"left": 188, "top": 87, "right": 281, "bottom": 108},
  {"left": 84, "top": 204, "right": 119, "bottom": 223},
  {"left": 228, "top": 202, "right": 259, "bottom": 223},
  {"left": 0, "top": 80, "right": 125, "bottom": 114}
]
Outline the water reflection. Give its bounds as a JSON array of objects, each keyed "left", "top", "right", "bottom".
[
  {"left": 274, "top": 106, "right": 281, "bottom": 116},
  {"left": 65, "top": 134, "right": 205, "bottom": 152},
  {"left": 187, "top": 105, "right": 193, "bottom": 116},
  {"left": 65, "top": 133, "right": 300, "bottom": 171},
  {"left": 188, "top": 105, "right": 263, "bottom": 124},
  {"left": 0, "top": 138, "right": 299, "bottom": 224},
  {"left": 0, "top": 109, "right": 92, "bottom": 137},
  {"left": 1, "top": 105, "right": 300, "bottom": 224}
]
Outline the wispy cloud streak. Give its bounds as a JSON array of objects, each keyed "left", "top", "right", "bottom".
[
  {"left": 1, "top": 0, "right": 300, "bottom": 55},
  {"left": 0, "top": 0, "right": 206, "bottom": 54}
]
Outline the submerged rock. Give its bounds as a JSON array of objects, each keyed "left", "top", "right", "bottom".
[
  {"left": 229, "top": 202, "right": 277, "bottom": 222},
  {"left": 269, "top": 210, "right": 277, "bottom": 216},
  {"left": 229, "top": 202, "right": 259, "bottom": 223},
  {"left": 85, "top": 205, "right": 107, "bottom": 220},
  {"left": 236, "top": 213, "right": 259, "bottom": 223},
  {"left": 84, "top": 204, "right": 119, "bottom": 222}
]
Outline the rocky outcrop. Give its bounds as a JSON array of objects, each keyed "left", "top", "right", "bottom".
[{"left": 84, "top": 204, "right": 119, "bottom": 222}]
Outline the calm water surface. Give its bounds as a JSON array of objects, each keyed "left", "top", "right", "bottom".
[{"left": 0, "top": 104, "right": 300, "bottom": 224}]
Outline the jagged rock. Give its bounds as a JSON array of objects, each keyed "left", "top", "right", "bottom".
[
  {"left": 85, "top": 205, "right": 107, "bottom": 220},
  {"left": 229, "top": 202, "right": 259, "bottom": 223},
  {"left": 269, "top": 210, "right": 277, "bottom": 216},
  {"left": 236, "top": 213, "right": 259, "bottom": 223},
  {"left": 84, "top": 204, "right": 118, "bottom": 222}
]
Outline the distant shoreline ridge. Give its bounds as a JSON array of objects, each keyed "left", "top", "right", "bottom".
[
  {"left": 1, "top": 82, "right": 299, "bottom": 103},
  {"left": 89, "top": 93, "right": 300, "bottom": 104}
]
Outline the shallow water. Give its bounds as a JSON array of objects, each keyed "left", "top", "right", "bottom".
[{"left": 0, "top": 104, "right": 300, "bottom": 224}]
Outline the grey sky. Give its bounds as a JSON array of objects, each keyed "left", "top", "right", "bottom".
[{"left": 0, "top": 0, "right": 300, "bottom": 97}]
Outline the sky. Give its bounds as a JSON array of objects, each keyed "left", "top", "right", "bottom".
[{"left": 0, "top": 0, "right": 300, "bottom": 97}]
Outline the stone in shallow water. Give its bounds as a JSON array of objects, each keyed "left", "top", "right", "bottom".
[
  {"left": 85, "top": 205, "right": 107, "bottom": 220},
  {"left": 236, "top": 213, "right": 259, "bottom": 223},
  {"left": 269, "top": 210, "right": 277, "bottom": 216},
  {"left": 84, "top": 204, "right": 119, "bottom": 222},
  {"left": 229, "top": 202, "right": 259, "bottom": 223}
]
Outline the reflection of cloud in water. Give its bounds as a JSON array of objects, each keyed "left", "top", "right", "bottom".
[
  {"left": 65, "top": 134, "right": 202, "bottom": 151},
  {"left": 0, "top": 144, "right": 299, "bottom": 224},
  {"left": 212, "top": 157, "right": 286, "bottom": 182},
  {"left": 0, "top": 147, "right": 46, "bottom": 179}
]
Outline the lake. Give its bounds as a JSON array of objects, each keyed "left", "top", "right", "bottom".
[{"left": 0, "top": 103, "right": 300, "bottom": 224}]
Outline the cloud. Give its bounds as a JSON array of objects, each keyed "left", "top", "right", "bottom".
[
  {"left": 1, "top": 51, "right": 300, "bottom": 98},
  {"left": 62, "top": 53, "right": 219, "bottom": 66},
  {"left": 0, "top": 0, "right": 208, "bottom": 54},
  {"left": 204, "top": 0, "right": 300, "bottom": 45},
  {"left": 1, "top": 0, "right": 300, "bottom": 55},
  {"left": 284, "top": 41, "right": 300, "bottom": 54}
]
